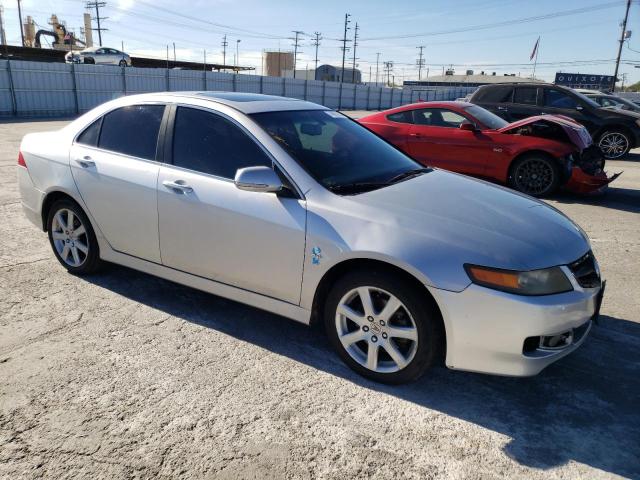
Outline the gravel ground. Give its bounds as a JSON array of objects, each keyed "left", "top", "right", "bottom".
[{"left": 1, "top": 119, "right": 639, "bottom": 479}]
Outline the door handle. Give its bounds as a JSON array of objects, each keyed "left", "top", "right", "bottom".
[
  {"left": 74, "top": 156, "right": 95, "bottom": 168},
  {"left": 162, "top": 180, "right": 193, "bottom": 194},
  {"left": 497, "top": 106, "right": 508, "bottom": 111},
  {"left": 409, "top": 132, "right": 423, "bottom": 137}
]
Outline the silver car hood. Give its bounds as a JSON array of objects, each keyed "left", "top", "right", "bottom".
[{"left": 323, "top": 169, "right": 590, "bottom": 291}]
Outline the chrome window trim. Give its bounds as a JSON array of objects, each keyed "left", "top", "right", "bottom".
[{"left": 169, "top": 102, "right": 306, "bottom": 200}]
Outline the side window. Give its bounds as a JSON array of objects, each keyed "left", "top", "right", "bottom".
[
  {"left": 98, "top": 105, "right": 164, "bottom": 160},
  {"left": 414, "top": 108, "right": 466, "bottom": 127},
  {"left": 76, "top": 117, "right": 102, "bottom": 147},
  {"left": 544, "top": 89, "right": 578, "bottom": 109},
  {"left": 513, "top": 87, "right": 538, "bottom": 105},
  {"left": 474, "top": 85, "right": 513, "bottom": 103},
  {"left": 108, "top": 49, "right": 119, "bottom": 55},
  {"left": 172, "top": 107, "right": 272, "bottom": 179},
  {"left": 95, "top": 48, "right": 105, "bottom": 54},
  {"left": 387, "top": 111, "right": 412, "bottom": 123}
]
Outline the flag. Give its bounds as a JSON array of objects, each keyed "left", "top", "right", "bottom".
[{"left": 530, "top": 37, "right": 540, "bottom": 61}]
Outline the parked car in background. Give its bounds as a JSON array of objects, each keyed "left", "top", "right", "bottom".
[
  {"left": 583, "top": 93, "right": 640, "bottom": 113},
  {"left": 17, "top": 92, "right": 603, "bottom": 383},
  {"left": 359, "top": 102, "right": 619, "bottom": 196},
  {"left": 469, "top": 83, "right": 640, "bottom": 159},
  {"left": 65, "top": 47, "right": 131, "bottom": 67}
]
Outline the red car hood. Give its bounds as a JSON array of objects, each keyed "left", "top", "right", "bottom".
[{"left": 498, "top": 115, "right": 592, "bottom": 151}]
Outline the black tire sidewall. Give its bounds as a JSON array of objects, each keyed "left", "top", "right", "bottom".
[
  {"left": 509, "top": 154, "right": 560, "bottom": 197},
  {"left": 46, "top": 199, "right": 100, "bottom": 274},
  {"left": 324, "top": 269, "right": 443, "bottom": 384}
]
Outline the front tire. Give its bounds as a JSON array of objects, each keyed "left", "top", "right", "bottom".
[
  {"left": 47, "top": 199, "right": 101, "bottom": 274},
  {"left": 597, "top": 130, "right": 630, "bottom": 159},
  {"left": 119, "top": 60, "right": 127, "bottom": 67},
  {"left": 508, "top": 154, "right": 560, "bottom": 197},
  {"left": 324, "top": 270, "right": 444, "bottom": 384}
]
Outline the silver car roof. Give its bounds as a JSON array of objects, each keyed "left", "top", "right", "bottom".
[{"left": 166, "top": 92, "right": 329, "bottom": 114}]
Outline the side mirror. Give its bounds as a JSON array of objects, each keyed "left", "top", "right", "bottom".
[
  {"left": 459, "top": 122, "right": 478, "bottom": 132},
  {"left": 234, "top": 166, "right": 283, "bottom": 193}
]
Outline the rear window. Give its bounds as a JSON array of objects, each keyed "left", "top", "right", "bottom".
[
  {"left": 387, "top": 111, "right": 413, "bottom": 124},
  {"left": 98, "top": 105, "right": 165, "bottom": 160},
  {"left": 76, "top": 117, "right": 102, "bottom": 147},
  {"left": 513, "top": 87, "right": 538, "bottom": 105},
  {"left": 472, "top": 85, "right": 513, "bottom": 103}
]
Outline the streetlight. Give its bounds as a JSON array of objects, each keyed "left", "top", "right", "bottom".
[{"left": 236, "top": 39, "right": 241, "bottom": 67}]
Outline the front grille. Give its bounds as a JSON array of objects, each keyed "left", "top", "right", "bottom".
[{"left": 568, "top": 251, "right": 601, "bottom": 289}]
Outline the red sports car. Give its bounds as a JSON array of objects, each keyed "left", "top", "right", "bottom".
[{"left": 358, "top": 102, "right": 619, "bottom": 196}]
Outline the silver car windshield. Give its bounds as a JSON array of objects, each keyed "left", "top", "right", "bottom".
[{"left": 251, "top": 110, "right": 426, "bottom": 193}]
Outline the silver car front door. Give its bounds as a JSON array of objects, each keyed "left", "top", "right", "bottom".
[
  {"left": 70, "top": 104, "right": 166, "bottom": 263},
  {"left": 157, "top": 106, "right": 306, "bottom": 304}
]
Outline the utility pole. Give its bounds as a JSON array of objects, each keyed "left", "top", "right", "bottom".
[
  {"left": 351, "top": 22, "right": 359, "bottom": 83},
  {"left": 375, "top": 52, "right": 380, "bottom": 86},
  {"left": 340, "top": 13, "right": 351, "bottom": 83},
  {"left": 416, "top": 46, "right": 425, "bottom": 81},
  {"left": 16, "top": 0, "right": 25, "bottom": 46},
  {"left": 613, "top": 0, "right": 632, "bottom": 92},
  {"left": 236, "top": 39, "right": 241, "bottom": 68},
  {"left": 0, "top": 5, "right": 8, "bottom": 46},
  {"left": 173, "top": 42, "right": 176, "bottom": 62},
  {"left": 221, "top": 35, "right": 228, "bottom": 66},
  {"left": 86, "top": 1, "right": 107, "bottom": 47},
  {"left": 292, "top": 30, "right": 303, "bottom": 79},
  {"left": 384, "top": 61, "right": 393, "bottom": 87},
  {"left": 311, "top": 31, "right": 322, "bottom": 73}
]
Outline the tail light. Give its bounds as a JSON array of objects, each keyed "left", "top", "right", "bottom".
[{"left": 18, "top": 151, "right": 27, "bottom": 168}]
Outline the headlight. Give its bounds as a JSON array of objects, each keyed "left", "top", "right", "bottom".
[{"left": 465, "top": 264, "right": 573, "bottom": 296}]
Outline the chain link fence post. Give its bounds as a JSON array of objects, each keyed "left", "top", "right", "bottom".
[
  {"left": 7, "top": 60, "right": 17, "bottom": 116},
  {"left": 71, "top": 62, "right": 80, "bottom": 114}
]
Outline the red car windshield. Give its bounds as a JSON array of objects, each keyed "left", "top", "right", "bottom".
[{"left": 464, "top": 105, "right": 508, "bottom": 130}]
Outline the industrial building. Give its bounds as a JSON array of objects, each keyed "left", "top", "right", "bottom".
[
  {"left": 263, "top": 51, "right": 294, "bottom": 77},
  {"left": 315, "top": 64, "right": 362, "bottom": 83},
  {"left": 404, "top": 71, "right": 543, "bottom": 88}
]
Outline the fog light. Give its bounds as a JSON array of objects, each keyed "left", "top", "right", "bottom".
[{"left": 540, "top": 331, "right": 573, "bottom": 350}]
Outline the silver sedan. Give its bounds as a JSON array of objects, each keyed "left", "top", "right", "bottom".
[
  {"left": 65, "top": 47, "right": 131, "bottom": 67},
  {"left": 17, "top": 92, "right": 604, "bottom": 383}
]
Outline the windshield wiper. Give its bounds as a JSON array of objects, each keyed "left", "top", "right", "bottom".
[
  {"left": 328, "top": 182, "right": 389, "bottom": 194},
  {"left": 386, "top": 168, "right": 431, "bottom": 184}
]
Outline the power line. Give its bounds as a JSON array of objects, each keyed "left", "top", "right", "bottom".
[
  {"left": 360, "top": 1, "right": 625, "bottom": 41},
  {"left": 340, "top": 13, "right": 351, "bottom": 84},
  {"left": 86, "top": 1, "right": 107, "bottom": 47}
]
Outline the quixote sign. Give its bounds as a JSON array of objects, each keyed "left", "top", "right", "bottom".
[{"left": 554, "top": 73, "right": 616, "bottom": 90}]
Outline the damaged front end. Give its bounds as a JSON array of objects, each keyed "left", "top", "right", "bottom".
[
  {"left": 565, "top": 145, "right": 622, "bottom": 194},
  {"left": 500, "top": 116, "right": 621, "bottom": 194}
]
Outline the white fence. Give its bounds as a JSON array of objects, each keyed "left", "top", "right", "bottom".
[{"left": 0, "top": 60, "right": 477, "bottom": 117}]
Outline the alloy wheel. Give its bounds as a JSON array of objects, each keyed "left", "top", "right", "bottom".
[
  {"left": 51, "top": 208, "right": 89, "bottom": 267},
  {"left": 598, "top": 132, "right": 629, "bottom": 159},
  {"left": 513, "top": 158, "right": 554, "bottom": 195},
  {"left": 335, "top": 286, "right": 418, "bottom": 373}
]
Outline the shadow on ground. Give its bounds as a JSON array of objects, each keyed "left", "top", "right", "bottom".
[
  {"left": 84, "top": 264, "right": 640, "bottom": 478},
  {"left": 552, "top": 186, "right": 640, "bottom": 215}
]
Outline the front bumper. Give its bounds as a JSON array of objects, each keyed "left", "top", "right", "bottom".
[
  {"left": 430, "top": 281, "right": 601, "bottom": 376},
  {"left": 564, "top": 166, "right": 621, "bottom": 194}
]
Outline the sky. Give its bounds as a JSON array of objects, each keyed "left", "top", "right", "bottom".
[{"left": 1, "top": 0, "right": 638, "bottom": 85}]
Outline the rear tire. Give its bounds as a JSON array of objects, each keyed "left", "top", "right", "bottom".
[
  {"left": 508, "top": 153, "right": 560, "bottom": 197},
  {"left": 119, "top": 60, "right": 127, "bottom": 67},
  {"left": 324, "top": 269, "right": 444, "bottom": 384},
  {"left": 46, "top": 199, "right": 101, "bottom": 275},
  {"left": 597, "top": 130, "right": 630, "bottom": 159}
]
